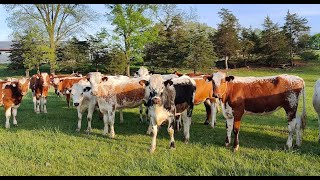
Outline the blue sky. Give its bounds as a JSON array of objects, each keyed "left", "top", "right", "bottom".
[{"left": 1, "top": 4, "right": 320, "bottom": 41}]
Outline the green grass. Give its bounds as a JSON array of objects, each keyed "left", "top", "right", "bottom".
[{"left": 0, "top": 63, "right": 320, "bottom": 175}]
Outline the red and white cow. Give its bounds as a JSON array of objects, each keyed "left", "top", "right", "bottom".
[
  {"left": 139, "top": 74, "right": 196, "bottom": 153},
  {"left": 56, "top": 77, "right": 85, "bottom": 107},
  {"left": 30, "top": 72, "right": 51, "bottom": 114},
  {"left": 71, "top": 79, "right": 99, "bottom": 133},
  {"left": 0, "top": 77, "right": 30, "bottom": 128},
  {"left": 204, "top": 72, "right": 306, "bottom": 152},
  {"left": 87, "top": 72, "right": 148, "bottom": 138}
]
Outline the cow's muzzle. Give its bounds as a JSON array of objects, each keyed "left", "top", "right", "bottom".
[
  {"left": 152, "top": 97, "right": 161, "bottom": 105},
  {"left": 74, "top": 103, "right": 79, "bottom": 107}
]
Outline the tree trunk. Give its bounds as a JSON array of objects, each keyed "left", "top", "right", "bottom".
[
  {"left": 290, "top": 38, "right": 294, "bottom": 66},
  {"left": 49, "top": 33, "right": 56, "bottom": 74},
  {"left": 225, "top": 56, "right": 229, "bottom": 70},
  {"left": 126, "top": 64, "right": 130, "bottom": 77},
  {"left": 25, "top": 68, "right": 30, "bottom": 78}
]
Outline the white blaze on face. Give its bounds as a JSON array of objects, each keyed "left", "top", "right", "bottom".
[
  {"left": 212, "top": 72, "right": 226, "bottom": 87},
  {"left": 41, "top": 73, "right": 49, "bottom": 86},
  {"left": 53, "top": 77, "right": 60, "bottom": 85},
  {"left": 148, "top": 74, "right": 165, "bottom": 100}
]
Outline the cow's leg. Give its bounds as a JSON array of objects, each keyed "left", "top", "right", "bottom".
[
  {"left": 225, "top": 118, "right": 234, "bottom": 148},
  {"left": 284, "top": 106, "right": 299, "bottom": 150},
  {"left": 150, "top": 117, "right": 158, "bottom": 153},
  {"left": 139, "top": 104, "right": 143, "bottom": 123},
  {"left": 295, "top": 113, "right": 302, "bottom": 147},
  {"left": 167, "top": 116, "right": 175, "bottom": 149},
  {"left": 216, "top": 99, "right": 221, "bottom": 113},
  {"left": 5, "top": 106, "right": 11, "bottom": 129},
  {"left": 66, "top": 94, "right": 71, "bottom": 108},
  {"left": 233, "top": 118, "right": 242, "bottom": 152},
  {"left": 36, "top": 97, "right": 41, "bottom": 114},
  {"left": 40, "top": 96, "right": 44, "bottom": 112},
  {"left": 43, "top": 97, "right": 47, "bottom": 113},
  {"left": 175, "top": 115, "right": 181, "bottom": 131},
  {"left": 182, "top": 110, "right": 191, "bottom": 144},
  {"left": 12, "top": 107, "right": 18, "bottom": 127},
  {"left": 32, "top": 96, "right": 37, "bottom": 113},
  {"left": 146, "top": 119, "right": 153, "bottom": 135},
  {"left": 204, "top": 99, "right": 211, "bottom": 125},
  {"left": 86, "top": 105, "right": 95, "bottom": 134},
  {"left": 318, "top": 114, "right": 320, "bottom": 143},
  {"left": 119, "top": 109, "right": 123, "bottom": 124},
  {"left": 102, "top": 112, "right": 109, "bottom": 136},
  {"left": 76, "top": 107, "right": 82, "bottom": 132},
  {"left": 210, "top": 100, "right": 217, "bottom": 128},
  {"left": 108, "top": 110, "right": 115, "bottom": 139},
  {"left": 287, "top": 118, "right": 296, "bottom": 150},
  {"left": 145, "top": 106, "right": 149, "bottom": 123}
]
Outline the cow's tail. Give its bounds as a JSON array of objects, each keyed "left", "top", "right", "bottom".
[{"left": 301, "top": 82, "right": 307, "bottom": 130}]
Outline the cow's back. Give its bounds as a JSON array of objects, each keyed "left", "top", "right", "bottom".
[{"left": 230, "top": 74, "right": 304, "bottom": 114}]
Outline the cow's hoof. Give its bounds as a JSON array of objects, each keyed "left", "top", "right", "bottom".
[
  {"left": 110, "top": 133, "right": 115, "bottom": 139},
  {"left": 13, "top": 124, "right": 18, "bottom": 127},
  {"left": 44, "top": 111, "right": 47, "bottom": 114},
  {"left": 225, "top": 143, "right": 231, "bottom": 148},
  {"left": 204, "top": 120, "right": 209, "bottom": 125},
  {"left": 5, "top": 124, "right": 10, "bottom": 129},
  {"left": 36, "top": 111, "right": 40, "bottom": 114},
  {"left": 170, "top": 142, "right": 176, "bottom": 149},
  {"left": 233, "top": 145, "right": 239, "bottom": 152},
  {"left": 149, "top": 147, "right": 156, "bottom": 153},
  {"left": 184, "top": 138, "right": 189, "bottom": 144}
]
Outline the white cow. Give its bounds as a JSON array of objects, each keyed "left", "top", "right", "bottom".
[
  {"left": 313, "top": 79, "right": 320, "bottom": 143},
  {"left": 71, "top": 79, "right": 98, "bottom": 133}
]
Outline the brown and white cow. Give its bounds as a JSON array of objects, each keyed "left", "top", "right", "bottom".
[
  {"left": 139, "top": 74, "right": 196, "bottom": 153},
  {"left": 56, "top": 77, "right": 85, "bottom": 107},
  {"left": 204, "top": 72, "right": 306, "bottom": 152},
  {"left": 30, "top": 72, "right": 51, "bottom": 114},
  {"left": 0, "top": 77, "right": 30, "bottom": 128},
  {"left": 87, "top": 72, "right": 148, "bottom": 138}
]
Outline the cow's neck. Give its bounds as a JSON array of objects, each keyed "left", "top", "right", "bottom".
[{"left": 220, "top": 82, "right": 232, "bottom": 104}]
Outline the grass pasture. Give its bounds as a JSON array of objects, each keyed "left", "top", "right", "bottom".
[{"left": 0, "top": 63, "right": 320, "bottom": 175}]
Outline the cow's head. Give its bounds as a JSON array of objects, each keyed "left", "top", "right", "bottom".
[
  {"left": 71, "top": 80, "right": 91, "bottom": 107},
  {"left": 18, "top": 77, "right": 30, "bottom": 96},
  {"left": 134, "top": 66, "right": 150, "bottom": 78},
  {"left": 204, "top": 72, "right": 234, "bottom": 99},
  {"left": 139, "top": 74, "right": 173, "bottom": 106},
  {"left": 87, "top": 72, "right": 108, "bottom": 96},
  {"left": 40, "top": 72, "right": 50, "bottom": 87}
]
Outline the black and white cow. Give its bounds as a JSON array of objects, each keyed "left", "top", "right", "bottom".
[{"left": 139, "top": 74, "right": 196, "bottom": 153}]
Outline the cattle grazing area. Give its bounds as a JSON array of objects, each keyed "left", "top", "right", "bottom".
[{"left": 1, "top": 64, "right": 320, "bottom": 175}]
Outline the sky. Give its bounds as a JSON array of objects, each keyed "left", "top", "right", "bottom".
[{"left": 1, "top": 4, "right": 320, "bottom": 41}]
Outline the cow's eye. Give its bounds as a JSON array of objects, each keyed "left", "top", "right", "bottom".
[{"left": 81, "top": 92, "right": 83, "bottom": 95}]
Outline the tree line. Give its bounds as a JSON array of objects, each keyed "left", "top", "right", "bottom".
[{"left": 4, "top": 4, "right": 320, "bottom": 77}]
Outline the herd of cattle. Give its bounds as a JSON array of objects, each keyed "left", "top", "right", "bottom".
[{"left": 1, "top": 66, "right": 320, "bottom": 153}]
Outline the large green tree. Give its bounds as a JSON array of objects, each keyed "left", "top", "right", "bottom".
[
  {"left": 283, "top": 10, "right": 310, "bottom": 66},
  {"left": 261, "top": 16, "right": 290, "bottom": 66},
  {"left": 5, "top": 4, "right": 96, "bottom": 74},
  {"left": 106, "top": 4, "right": 158, "bottom": 76},
  {"left": 211, "top": 8, "right": 240, "bottom": 69},
  {"left": 184, "top": 22, "right": 216, "bottom": 73}
]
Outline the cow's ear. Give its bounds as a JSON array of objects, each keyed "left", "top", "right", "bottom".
[
  {"left": 139, "top": 80, "right": 149, "bottom": 87},
  {"left": 226, "top": 76, "right": 235, "bottom": 82},
  {"left": 102, "top": 76, "right": 108, "bottom": 82},
  {"left": 60, "top": 79, "right": 63, "bottom": 82},
  {"left": 149, "top": 70, "right": 154, "bottom": 75},
  {"left": 164, "top": 80, "right": 173, "bottom": 87},
  {"left": 83, "top": 87, "right": 91, "bottom": 92},
  {"left": 203, "top": 75, "right": 213, "bottom": 82}
]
